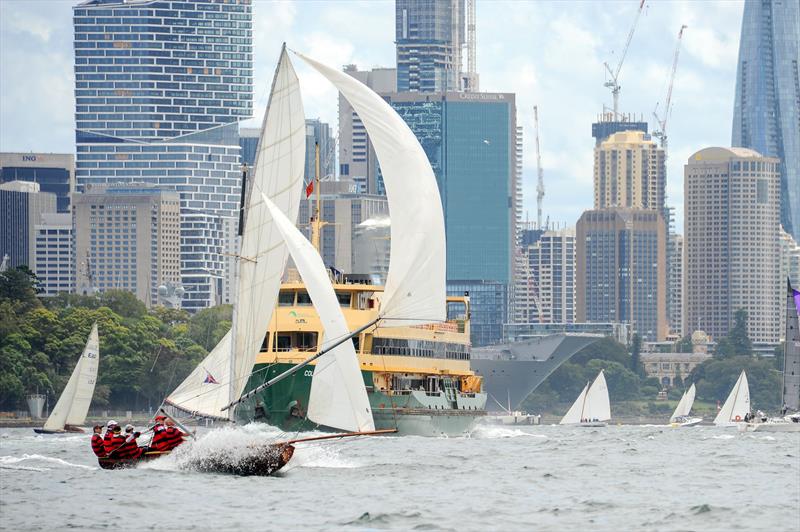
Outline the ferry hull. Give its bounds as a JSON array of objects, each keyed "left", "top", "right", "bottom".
[{"left": 238, "top": 362, "right": 487, "bottom": 437}]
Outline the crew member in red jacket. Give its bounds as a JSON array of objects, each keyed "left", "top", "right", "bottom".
[
  {"left": 90, "top": 425, "right": 105, "bottom": 457},
  {"left": 162, "top": 418, "right": 187, "bottom": 451},
  {"left": 148, "top": 414, "right": 170, "bottom": 452},
  {"left": 112, "top": 424, "right": 143, "bottom": 460},
  {"left": 105, "top": 425, "right": 128, "bottom": 458},
  {"left": 102, "top": 420, "right": 118, "bottom": 455}
]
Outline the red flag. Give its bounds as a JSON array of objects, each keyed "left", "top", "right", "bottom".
[{"left": 305, "top": 180, "right": 314, "bottom": 198}]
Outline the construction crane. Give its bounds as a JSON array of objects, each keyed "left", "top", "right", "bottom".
[
  {"left": 533, "top": 105, "right": 544, "bottom": 230},
  {"left": 603, "top": 0, "right": 647, "bottom": 118},
  {"left": 653, "top": 24, "right": 687, "bottom": 155}
]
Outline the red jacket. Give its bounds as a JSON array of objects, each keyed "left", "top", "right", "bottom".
[
  {"left": 162, "top": 426, "right": 186, "bottom": 451},
  {"left": 149, "top": 424, "right": 170, "bottom": 452},
  {"left": 106, "top": 433, "right": 127, "bottom": 457},
  {"left": 113, "top": 433, "right": 143, "bottom": 460},
  {"left": 102, "top": 431, "right": 116, "bottom": 455},
  {"left": 91, "top": 434, "right": 105, "bottom": 457}
]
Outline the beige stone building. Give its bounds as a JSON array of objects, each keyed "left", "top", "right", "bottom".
[
  {"left": 593, "top": 130, "right": 666, "bottom": 211},
  {"left": 73, "top": 184, "right": 181, "bottom": 307},
  {"left": 684, "top": 147, "right": 781, "bottom": 345}
]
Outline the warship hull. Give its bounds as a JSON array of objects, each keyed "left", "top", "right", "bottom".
[{"left": 471, "top": 334, "right": 602, "bottom": 411}]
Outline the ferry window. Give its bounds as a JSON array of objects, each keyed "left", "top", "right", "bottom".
[
  {"left": 297, "top": 332, "right": 317, "bottom": 351},
  {"left": 337, "top": 292, "right": 352, "bottom": 307},
  {"left": 278, "top": 291, "right": 294, "bottom": 306},
  {"left": 276, "top": 334, "right": 291, "bottom": 351},
  {"left": 352, "top": 336, "right": 360, "bottom": 352},
  {"left": 260, "top": 333, "right": 270, "bottom": 351},
  {"left": 297, "top": 291, "right": 312, "bottom": 306}
]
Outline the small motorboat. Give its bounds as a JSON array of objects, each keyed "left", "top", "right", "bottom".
[{"left": 670, "top": 415, "right": 703, "bottom": 427}]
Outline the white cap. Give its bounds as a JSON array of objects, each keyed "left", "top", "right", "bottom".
[
  {"left": 106, "top": 420, "right": 118, "bottom": 428},
  {"left": 124, "top": 424, "right": 134, "bottom": 432}
]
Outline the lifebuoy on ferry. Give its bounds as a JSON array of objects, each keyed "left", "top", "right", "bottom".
[{"left": 734, "top": 415, "right": 742, "bottom": 421}]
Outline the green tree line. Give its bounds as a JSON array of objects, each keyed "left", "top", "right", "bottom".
[{"left": 0, "top": 267, "right": 231, "bottom": 411}]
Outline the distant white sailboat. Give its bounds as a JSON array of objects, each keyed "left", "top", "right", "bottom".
[
  {"left": 669, "top": 383, "right": 702, "bottom": 427},
  {"left": 35, "top": 324, "right": 99, "bottom": 434},
  {"left": 560, "top": 370, "right": 611, "bottom": 427},
  {"left": 713, "top": 371, "right": 750, "bottom": 427}
]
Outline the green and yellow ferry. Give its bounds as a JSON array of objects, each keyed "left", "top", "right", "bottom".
[{"left": 236, "top": 274, "right": 487, "bottom": 437}]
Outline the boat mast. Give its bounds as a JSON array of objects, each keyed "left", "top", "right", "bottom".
[
  {"left": 228, "top": 163, "right": 248, "bottom": 421},
  {"left": 580, "top": 381, "right": 590, "bottom": 421}
]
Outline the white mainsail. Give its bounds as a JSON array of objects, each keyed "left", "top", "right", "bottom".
[
  {"left": 784, "top": 281, "right": 800, "bottom": 411},
  {"left": 559, "top": 382, "right": 589, "bottom": 425},
  {"left": 584, "top": 370, "right": 611, "bottom": 422},
  {"left": 165, "top": 46, "right": 305, "bottom": 419},
  {"left": 714, "top": 371, "right": 750, "bottom": 425},
  {"left": 261, "top": 193, "right": 374, "bottom": 432},
  {"left": 559, "top": 370, "right": 611, "bottom": 425},
  {"left": 43, "top": 323, "right": 99, "bottom": 431},
  {"left": 295, "top": 52, "right": 446, "bottom": 327},
  {"left": 670, "top": 383, "right": 696, "bottom": 422}
]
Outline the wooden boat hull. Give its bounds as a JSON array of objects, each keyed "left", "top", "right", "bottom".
[
  {"left": 98, "top": 451, "right": 170, "bottom": 470},
  {"left": 33, "top": 425, "right": 85, "bottom": 434},
  {"left": 184, "top": 443, "right": 294, "bottom": 476}
]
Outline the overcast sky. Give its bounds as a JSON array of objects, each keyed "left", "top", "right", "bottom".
[{"left": 0, "top": 0, "right": 745, "bottom": 232}]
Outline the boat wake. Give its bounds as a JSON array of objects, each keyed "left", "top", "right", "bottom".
[
  {"left": 469, "top": 426, "right": 547, "bottom": 439},
  {"left": 288, "top": 442, "right": 360, "bottom": 470},
  {"left": 0, "top": 454, "right": 95, "bottom": 471}
]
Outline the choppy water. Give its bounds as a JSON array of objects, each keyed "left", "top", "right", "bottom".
[{"left": 1, "top": 424, "right": 798, "bottom": 531}]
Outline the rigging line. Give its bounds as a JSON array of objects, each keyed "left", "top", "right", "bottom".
[{"left": 166, "top": 363, "right": 274, "bottom": 408}]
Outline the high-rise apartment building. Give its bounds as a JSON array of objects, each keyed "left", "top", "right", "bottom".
[
  {"left": 667, "top": 232, "right": 684, "bottom": 337},
  {"left": 520, "top": 226, "right": 577, "bottom": 325},
  {"left": 395, "top": 0, "right": 463, "bottom": 92},
  {"left": 338, "top": 65, "right": 396, "bottom": 194},
  {"left": 685, "top": 147, "right": 781, "bottom": 345},
  {"left": 73, "top": 185, "right": 181, "bottom": 307},
  {"left": 594, "top": 130, "right": 666, "bottom": 211},
  {"left": 732, "top": 0, "right": 800, "bottom": 240},
  {"left": 576, "top": 208, "right": 667, "bottom": 342},
  {"left": 305, "top": 119, "right": 334, "bottom": 183},
  {"left": 591, "top": 112, "right": 648, "bottom": 146},
  {"left": 0, "top": 153, "right": 75, "bottom": 213},
  {"left": 0, "top": 181, "right": 57, "bottom": 269},
  {"left": 73, "top": 0, "right": 253, "bottom": 309},
  {"left": 33, "top": 213, "right": 75, "bottom": 296}
]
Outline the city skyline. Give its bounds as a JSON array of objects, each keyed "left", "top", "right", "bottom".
[{"left": 1, "top": 0, "right": 745, "bottom": 233}]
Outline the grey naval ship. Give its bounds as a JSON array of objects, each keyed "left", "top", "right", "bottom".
[{"left": 472, "top": 334, "right": 603, "bottom": 410}]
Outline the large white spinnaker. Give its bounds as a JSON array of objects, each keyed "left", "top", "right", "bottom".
[
  {"left": 584, "top": 370, "right": 611, "bottom": 422},
  {"left": 295, "top": 52, "right": 446, "bottom": 327},
  {"left": 261, "top": 193, "right": 374, "bottom": 432},
  {"left": 714, "top": 371, "right": 750, "bottom": 425},
  {"left": 164, "top": 46, "right": 305, "bottom": 419},
  {"left": 670, "top": 383, "right": 696, "bottom": 422},
  {"left": 559, "top": 382, "right": 589, "bottom": 425},
  {"left": 44, "top": 323, "right": 99, "bottom": 431}
]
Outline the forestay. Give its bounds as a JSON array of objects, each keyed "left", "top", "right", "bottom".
[
  {"left": 260, "top": 193, "right": 374, "bottom": 432},
  {"left": 44, "top": 323, "right": 99, "bottom": 431},
  {"left": 559, "top": 383, "right": 589, "bottom": 425},
  {"left": 295, "top": 52, "right": 446, "bottom": 327},
  {"left": 670, "top": 383, "right": 696, "bottom": 422},
  {"left": 164, "top": 331, "right": 231, "bottom": 420},
  {"left": 714, "top": 371, "right": 750, "bottom": 425},
  {"left": 584, "top": 370, "right": 611, "bottom": 422}
]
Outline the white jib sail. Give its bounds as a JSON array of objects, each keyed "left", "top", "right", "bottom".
[
  {"left": 44, "top": 323, "right": 99, "bottom": 431},
  {"left": 670, "top": 383, "right": 696, "bottom": 422},
  {"left": 560, "top": 382, "right": 589, "bottom": 425},
  {"left": 584, "top": 370, "right": 611, "bottom": 422},
  {"left": 295, "top": 52, "right": 446, "bottom": 327},
  {"left": 261, "top": 193, "right": 375, "bottom": 432},
  {"left": 165, "top": 46, "right": 305, "bottom": 419},
  {"left": 714, "top": 371, "right": 750, "bottom": 425},
  {"left": 164, "top": 331, "right": 232, "bottom": 420}
]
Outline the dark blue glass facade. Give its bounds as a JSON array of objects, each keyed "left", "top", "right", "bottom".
[
  {"left": 732, "top": 0, "right": 800, "bottom": 240},
  {"left": 1, "top": 167, "right": 71, "bottom": 213}
]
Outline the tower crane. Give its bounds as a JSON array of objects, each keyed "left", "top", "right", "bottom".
[
  {"left": 653, "top": 25, "right": 687, "bottom": 156},
  {"left": 533, "top": 105, "right": 544, "bottom": 230},
  {"left": 603, "top": 0, "right": 647, "bottom": 118}
]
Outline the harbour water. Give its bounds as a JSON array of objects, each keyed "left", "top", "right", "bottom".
[{"left": 1, "top": 424, "right": 798, "bottom": 531}]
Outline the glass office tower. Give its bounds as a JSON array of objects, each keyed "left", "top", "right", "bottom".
[
  {"left": 73, "top": 0, "right": 252, "bottom": 310},
  {"left": 732, "top": 0, "right": 800, "bottom": 240}
]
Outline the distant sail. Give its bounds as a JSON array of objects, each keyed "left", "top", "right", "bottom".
[
  {"left": 44, "top": 324, "right": 99, "bottom": 431},
  {"left": 784, "top": 281, "right": 800, "bottom": 411},
  {"left": 559, "top": 382, "right": 589, "bottom": 425},
  {"left": 260, "top": 193, "right": 374, "bottom": 432},
  {"left": 584, "top": 370, "right": 611, "bottom": 422},
  {"left": 714, "top": 371, "right": 750, "bottom": 425},
  {"left": 295, "top": 52, "right": 446, "bottom": 327},
  {"left": 670, "top": 383, "right": 696, "bottom": 422}
]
